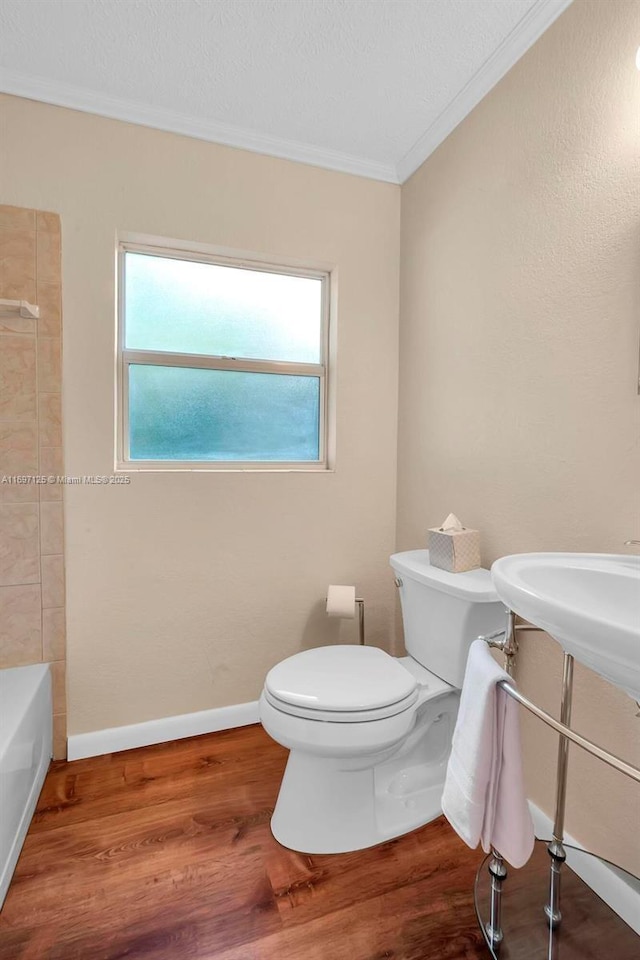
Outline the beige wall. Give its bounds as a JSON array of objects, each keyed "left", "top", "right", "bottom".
[
  {"left": 0, "top": 94, "right": 401, "bottom": 736},
  {"left": 0, "top": 204, "right": 67, "bottom": 759},
  {"left": 1, "top": 0, "right": 637, "bottom": 875},
  {"left": 398, "top": 0, "right": 640, "bottom": 874}
]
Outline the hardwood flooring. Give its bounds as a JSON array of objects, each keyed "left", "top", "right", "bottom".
[{"left": 0, "top": 724, "right": 636, "bottom": 960}]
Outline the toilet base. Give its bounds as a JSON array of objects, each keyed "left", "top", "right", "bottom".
[{"left": 269, "top": 691, "right": 459, "bottom": 854}]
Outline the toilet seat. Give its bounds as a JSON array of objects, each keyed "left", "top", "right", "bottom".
[
  {"left": 264, "top": 645, "right": 419, "bottom": 723},
  {"left": 263, "top": 687, "right": 419, "bottom": 722}
]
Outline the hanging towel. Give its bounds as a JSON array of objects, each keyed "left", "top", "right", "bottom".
[{"left": 441, "top": 638, "right": 534, "bottom": 868}]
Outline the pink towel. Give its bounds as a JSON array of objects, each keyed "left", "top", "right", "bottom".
[{"left": 442, "top": 638, "right": 534, "bottom": 868}]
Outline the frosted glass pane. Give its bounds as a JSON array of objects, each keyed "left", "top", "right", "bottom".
[
  {"left": 128, "top": 365, "right": 320, "bottom": 461},
  {"left": 125, "top": 252, "right": 322, "bottom": 363}
]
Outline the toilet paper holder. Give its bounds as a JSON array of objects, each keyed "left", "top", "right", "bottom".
[
  {"left": 354, "top": 598, "right": 365, "bottom": 645},
  {"left": 325, "top": 592, "right": 366, "bottom": 645}
]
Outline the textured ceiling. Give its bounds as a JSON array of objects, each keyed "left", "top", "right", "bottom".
[{"left": 0, "top": 0, "right": 571, "bottom": 181}]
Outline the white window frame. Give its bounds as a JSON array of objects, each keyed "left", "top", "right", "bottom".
[{"left": 116, "top": 241, "right": 331, "bottom": 471}]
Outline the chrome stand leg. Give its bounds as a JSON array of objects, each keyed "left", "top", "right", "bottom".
[
  {"left": 544, "top": 653, "right": 574, "bottom": 928},
  {"left": 545, "top": 839, "right": 566, "bottom": 928},
  {"left": 486, "top": 848, "right": 507, "bottom": 948},
  {"left": 483, "top": 612, "right": 516, "bottom": 951}
]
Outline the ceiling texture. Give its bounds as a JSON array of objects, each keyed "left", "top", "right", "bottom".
[{"left": 0, "top": 0, "right": 572, "bottom": 183}]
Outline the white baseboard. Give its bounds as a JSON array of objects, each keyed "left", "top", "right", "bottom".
[
  {"left": 529, "top": 802, "right": 640, "bottom": 935},
  {"left": 67, "top": 700, "right": 260, "bottom": 761}
]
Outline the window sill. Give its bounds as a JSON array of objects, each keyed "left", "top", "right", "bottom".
[{"left": 115, "top": 461, "right": 333, "bottom": 474}]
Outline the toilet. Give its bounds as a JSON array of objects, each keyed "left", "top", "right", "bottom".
[{"left": 259, "top": 549, "right": 505, "bottom": 854}]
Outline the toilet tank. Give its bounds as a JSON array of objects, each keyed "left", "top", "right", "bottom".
[{"left": 390, "top": 550, "right": 506, "bottom": 688}]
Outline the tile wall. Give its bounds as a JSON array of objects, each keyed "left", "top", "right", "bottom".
[{"left": 0, "top": 204, "right": 66, "bottom": 759}]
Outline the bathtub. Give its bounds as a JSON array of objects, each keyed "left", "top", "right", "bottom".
[{"left": 0, "top": 663, "right": 52, "bottom": 908}]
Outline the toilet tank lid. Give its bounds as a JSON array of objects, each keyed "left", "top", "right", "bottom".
[{"left": 390, "top": 550, "right": 500, "bottom": 603}]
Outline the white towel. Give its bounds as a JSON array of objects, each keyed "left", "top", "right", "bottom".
[{"left": 441, "top": 638, "right": 534, "bottom": 868}]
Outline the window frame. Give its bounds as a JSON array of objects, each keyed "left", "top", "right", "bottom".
[{"left": 116, "top": 241, "right": 331, "bottom": 471}]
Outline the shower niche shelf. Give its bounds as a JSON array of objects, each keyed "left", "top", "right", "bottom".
[{"left": 0, "top": 298, "right": 39, "bottom": 319}]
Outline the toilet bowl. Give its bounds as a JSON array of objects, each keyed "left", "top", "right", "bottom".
[
  {"left": 261, "top": 645, "right": 458, "bottom": 853},
  {"left": 260, "top": 550, "right": 505, "bottom": 854}
]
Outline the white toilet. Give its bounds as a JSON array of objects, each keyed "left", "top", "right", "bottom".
[{"left": 259, "top": 549, "right": 505, "bottom": 854}]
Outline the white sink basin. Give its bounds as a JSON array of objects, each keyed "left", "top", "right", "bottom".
[{"left": 491, "top": 553, "right": 640, "bottom": 701}]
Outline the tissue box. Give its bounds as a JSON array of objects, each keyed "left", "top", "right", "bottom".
[{"left": 428, "top": 526, "right": 481, "bottom": 573}]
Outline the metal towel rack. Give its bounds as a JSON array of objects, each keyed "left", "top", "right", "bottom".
[
  {"left": 479, "top": 611, "right": 640, "bottom": 949},
  {"left": 497, "top": 676, "right": 640, "bottom": 783}
]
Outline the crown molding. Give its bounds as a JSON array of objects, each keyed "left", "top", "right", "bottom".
[
  {"left": 396, "top": 0, "right": 574, "bottom": 183},
  {"left": 0, "top": 0, "right": 571, "bottom": 187},
  {"left": 0, "top": 67, "right": 399, "bottom": 185}
]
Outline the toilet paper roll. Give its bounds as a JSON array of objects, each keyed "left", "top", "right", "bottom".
[{"left": 326, "top": 584, "right": 356, "bottom": 619}]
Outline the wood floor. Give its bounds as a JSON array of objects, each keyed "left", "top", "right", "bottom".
[{"left": 0, "top": 725, "right": 636, "bottom": 960}]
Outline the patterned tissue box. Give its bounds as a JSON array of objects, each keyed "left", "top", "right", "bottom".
[{"left": 427, "top": 525, "right": 481, "bottom": 573}]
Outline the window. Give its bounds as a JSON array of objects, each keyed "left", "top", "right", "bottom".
[{"left": 117, "top": 243, "right": 330, "bottom": 469}]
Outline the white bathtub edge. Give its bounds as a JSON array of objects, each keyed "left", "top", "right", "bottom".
[
  {"left": 529, "top": 801, "right": 640, "bottom": 935},
  {"left": 0, "top": 734, "right": 51, "bottom": 908},
  {"left": 0, "top": 666, "right": 52, "bottom": 910},
  {"left": 67, "top": 700, "right": 260, "bottom": 760}
]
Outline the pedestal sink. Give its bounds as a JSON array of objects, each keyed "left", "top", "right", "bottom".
[{"left": 491, "top": 553, "right": 640, "bottom": 701}]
